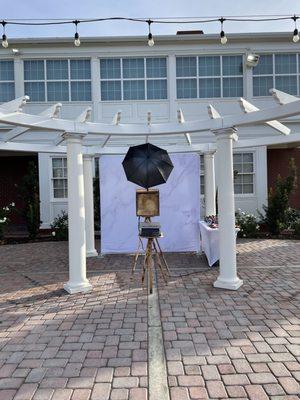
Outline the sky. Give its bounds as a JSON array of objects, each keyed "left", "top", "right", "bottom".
[{"left": 2, "top": 0, "right": 300, "bottom": 39}]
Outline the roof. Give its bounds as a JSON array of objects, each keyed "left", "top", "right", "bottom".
[{"left": 5, "top": 32, "right": 295, "bottom": 47}]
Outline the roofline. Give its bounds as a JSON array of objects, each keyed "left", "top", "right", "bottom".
[{"left": 5, "top": 31, "right": 295, "bottom": 46}]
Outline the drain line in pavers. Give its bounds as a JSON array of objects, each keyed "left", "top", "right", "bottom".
[{"left": 148, "top": 270, "right": 170, "bottom": 400}]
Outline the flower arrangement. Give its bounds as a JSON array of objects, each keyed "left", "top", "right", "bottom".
[
  {"left": 204, "top": 215, "right": 218, "bottom": 228},
  {"left": 235, "top": 209, "right": 260, "bottom": 238},
  {"left": 0, "top": 202, "right": 15, "bottom": 240}
]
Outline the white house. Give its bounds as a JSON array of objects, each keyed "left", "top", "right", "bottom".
[{"left": 0, "top": 31, "right": 299, "bottom": 230}]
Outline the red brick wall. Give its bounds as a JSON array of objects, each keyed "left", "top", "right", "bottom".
[
  {"left": 0, "top": 154, "right": 38, "bottom": 224},
  {"left": 267, "top": 148, "right": 300, "bottom": 209}
]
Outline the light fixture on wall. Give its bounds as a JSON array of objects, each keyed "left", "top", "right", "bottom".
[
  {"left": 1, "top": 21, "right": 8, "bottom": 48},
  {"left": 292, "top": 15, "right": 300, "bottom": 43},
  {"left": 73, "top": 20, "right": 81, "bottom": 47},
  {"left": 219, "top": 18, "right": 227, "bottom": 45},
  {"left": 147, "top": 20, "right": 154, "bottom": 47},
  {"left": 246, "top": 53, "right": 260, "bottom": 67}
]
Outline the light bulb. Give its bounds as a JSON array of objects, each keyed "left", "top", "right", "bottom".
[
  {"left": 74, "top": 32, "right": 80, "bottom": 47},
  {"left": 293, "top": 29, "right": 300, "bottom": 43},
  {"left": 220, "top": 31, "right": 227, "bottom": 45},
  {"left": 148, "top": 33, "right": 154, "bottom": 47},
  {"left": 2, "top": 34, "right": 8, "bottom": 48}
]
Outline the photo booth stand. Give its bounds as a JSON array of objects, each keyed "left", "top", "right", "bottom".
[{"left": 132, "top": 189, "right": 170, "bottom": 294}]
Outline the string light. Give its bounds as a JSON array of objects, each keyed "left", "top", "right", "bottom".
[
  {"left": 292, "top": 15, "right": 300, "bottom": 43},
  {"left": 73, "top": 20, "right": 81, "bottom": 47},
  {"left": 147, "top": 20, "right": 154, "bottom": 47},
  {"left": 1, "top": 21, "right": 8, "bottom": 48},
  {"left": 219, "top": 17, "right": 227, "bottom": 45},
  {"left": 1, "top": 14, "right": 300, "bottom": 48}
]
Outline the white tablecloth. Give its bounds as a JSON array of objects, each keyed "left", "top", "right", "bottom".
[{"left": 199, "top": 221, "right": 239, "bottom": 267}]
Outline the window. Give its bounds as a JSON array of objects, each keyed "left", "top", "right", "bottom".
[
  {"left": 52, "top": 158, "right": 68, "bottom": 198},
  {"left": 100, "top": 57, "right": 167, "bottom": 101},
  {"left": 0, "top": 60, "right": 15, "bottom": 102},
  {"left": 176, "top": 55, "right": 243, "bottom": 99},
  {"left": 233, "top": 153, "right": 254, "bottom": 194},
  {"left": 200, "top": 152, "right": 254, "bottom": 196},
  {"left": 24, "top": 59, "right": 91, "bottom": 102},
  {"left": 253, "top": 53, "right": 300, "bottom": 96}
]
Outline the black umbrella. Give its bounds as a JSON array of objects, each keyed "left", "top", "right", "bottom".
[{"left": 122, "top": 143, "right": 174, "bottom": 189}]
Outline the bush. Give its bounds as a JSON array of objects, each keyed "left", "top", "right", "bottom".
[
  {"left": 260, "top": 158, "right": 297, "bottom": 235},
  {"left": 51, "top": 211, "right": 68, "bottom": 241},
  {"left": 236, "top": 209, "right": 260, "bottom": 238},
  {"left": 17, "top": 161, "right": 41, "bottom": 239},
  {"left": 0, "top": 203, "right": 15, "bottom": 240},
  {"left": 286, "top": 208, "right": 300, "bottom": 229},
  {"left": 292, "top": 217, "right": 300, "bottom": 238}
]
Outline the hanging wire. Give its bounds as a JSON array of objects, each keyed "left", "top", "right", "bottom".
[
  {"left": 0, "top": 13, "right": 299, "bottom": 46},
  {"left": 2, "top": 13, "right": 300, "bottom": 26}
]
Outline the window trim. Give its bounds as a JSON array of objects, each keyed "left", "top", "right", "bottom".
[
  {"left": 99, "top": 56, "right": 168, "bottom": 102},
  {"left": 50, "top": 156, "right": 68, "bottom": 201},
  {"left": 233, "top": 151, "right": 256, "bottom": 197},
  {"left": 176, "top": 54, "right": 244, "bottom": 100},
  {"left": 23, "top": 58, "right": 92, "bottom": 103}
]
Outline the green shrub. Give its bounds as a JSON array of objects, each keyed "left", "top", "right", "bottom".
[
  {"left": 236, "top": 209, "right": 260, "bottom": 238},
  {"left": 260, "top": 158, "right": 297, "bottom": 235},
  {"left": 292, "top": 218, "right": 300, "bottom": 237},
  {"left": 51, "top": 211, "right": 68, "bottom": 241}
]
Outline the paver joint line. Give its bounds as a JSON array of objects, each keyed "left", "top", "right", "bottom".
[{"left": 148, "top": 272, "right": 170, "bottom": 400}]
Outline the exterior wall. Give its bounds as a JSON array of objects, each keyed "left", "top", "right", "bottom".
[
  {"left": 39, "top": 153, "right": 68, "bottom": 229},
  {"left": 267, "top": 148, "right": 300, "bottom": 209},
  {"left": 2, "top": 34, "right": 299, "bottom": 226}
]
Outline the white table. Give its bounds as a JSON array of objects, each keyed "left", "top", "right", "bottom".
[{"left": 199, "top": 221, "right": 239, "bottom": 267}]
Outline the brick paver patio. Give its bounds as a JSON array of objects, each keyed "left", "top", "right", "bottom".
[{"left": 0, "top": 239, "right": 299, "bottom": 399}]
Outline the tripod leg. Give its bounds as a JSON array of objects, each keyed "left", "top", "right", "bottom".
[
  {"left": 155, "top": 238, "right": 171, "bottom": 274},
  {"left": 152, "top": 241, "right": 167, "bottom": 283},
  {"left": 147, "top": 239, "right": 154, "bottom": 295},
  {"left": 132, "top": 237, "right": 142, "bottom": 274}
]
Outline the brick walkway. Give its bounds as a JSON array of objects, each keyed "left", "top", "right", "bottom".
[{"left": 0, "top": 239, "right": 299, "bottom": 399}]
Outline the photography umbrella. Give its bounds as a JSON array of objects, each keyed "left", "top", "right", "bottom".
[{"left": 122, "top": 143, "right": 174, "bottom": 189}]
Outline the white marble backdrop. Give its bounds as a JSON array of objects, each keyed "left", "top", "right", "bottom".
[{"left": 100, "top": 153, "right": 200, "bottom": 254}]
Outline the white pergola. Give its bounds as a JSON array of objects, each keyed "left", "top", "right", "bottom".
[{"left": 0, "top": 89, "right": 300, "bottom": 293}]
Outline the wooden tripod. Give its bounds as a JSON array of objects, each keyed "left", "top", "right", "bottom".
[{"left": 131, "top": 219, "right": 170, "bottom": 294}]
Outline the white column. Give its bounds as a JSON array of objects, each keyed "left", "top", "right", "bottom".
[
  {"left": 83, "top": 155, "right": 98, "bottom": 257},
  {"left": 204, "top": 151, "right": 216, "bottom": 216},
  {"left": 213, "top": 128, "right": 243, "bottom": 291},
  {"left": 64, "top": 133, "right": 92, "bottom": 294}
]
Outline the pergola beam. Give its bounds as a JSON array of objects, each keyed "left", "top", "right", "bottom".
[
  {"left": 177, "top": 109, "right": 192, "bottom": 145},
  {"left": 101, "top": 111, "right": 121, "bottom": 148},
  {"left": 270, "top": 88, "right": 299, "bottom": 105},
  {"left": 2, "top": 103, "right": 62, "bottom": 143},
  {"left": 1, "top": 96, "right": 300, "bottom": 137},
  {"left": 239, "top": 98, "right": 290, "bottom": 135},
  {"left": 54, "top": 107, "right": 92, "bottom": 146}
]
